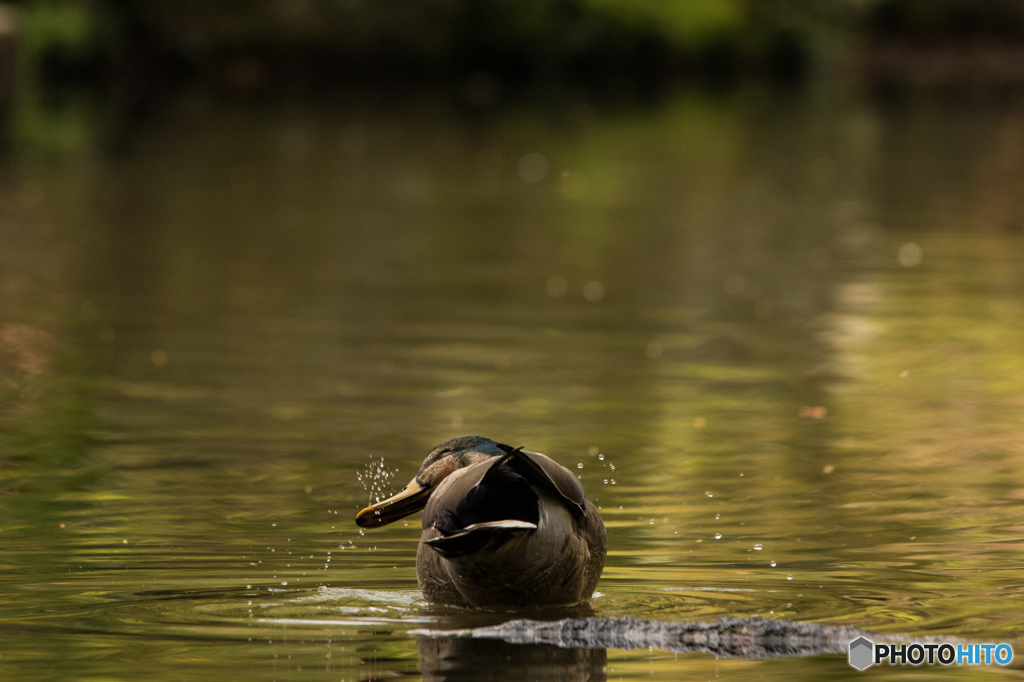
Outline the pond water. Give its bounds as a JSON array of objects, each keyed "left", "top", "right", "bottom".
[{"left": 2, "top": 84, "right": 1024, "bottom": 681}]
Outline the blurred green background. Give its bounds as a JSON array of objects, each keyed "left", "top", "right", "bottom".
[
  {"left": 5, "top": 3, "right": 1024, "bottom": 680},
  {"left": 11, "top": 0, "right": 1024, "bottom": 92},
  {"left": 2, "top": 0, "right": 1023, "bottom": 154},
  {"left": 4, "top": 68, "right": 1024, "bottom": 678}
]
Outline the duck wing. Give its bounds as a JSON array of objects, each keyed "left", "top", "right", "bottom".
[
  {"left": 424, "top": 455, "right": 539, "bottom": 558},
  {"left": 495, "top": 443, "right": 586, "bottom": 519}
]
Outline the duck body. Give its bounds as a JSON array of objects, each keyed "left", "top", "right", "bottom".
[{"left": 356, "top": 436, "right": 606, "bottom": 608}]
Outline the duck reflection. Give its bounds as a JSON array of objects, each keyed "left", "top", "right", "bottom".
[
  {"left": 417, "top": 635, "right": 606, "bottom": 682},
  {"left": 416, "top": 603, "right": 605, "bottom": 681}
]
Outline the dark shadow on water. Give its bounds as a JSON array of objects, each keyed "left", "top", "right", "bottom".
[
  {"left": 414, "top": 603, "right": 609, "bottom": 680},
  {"left": 417, "top": 635, "right": 607, "bottom": 682}
]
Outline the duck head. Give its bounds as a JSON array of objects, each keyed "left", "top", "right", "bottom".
[{"left": 355, "top": 436, "right": 505, "bottom": 528}]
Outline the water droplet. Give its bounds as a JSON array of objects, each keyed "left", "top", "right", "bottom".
[
  {"left": 754, "top": 544, "right": 762, "bottom": 550},
  {"left": 610, "top": 479, "right": 616, "bottom": 485},
  {"left": 598, "top": 454, "right": 605, "bottom": 461},
  {"left": 359, "top": 529, "right": 364, "bottom": 536},
  {"left": 715, "top": 533, "right": 722, "bottom": 539},
  {"left": 770, "top": 560, "right": 777, "bottom": 567},
  {"left": 603, "top": 479, "right": 608, "bottom": 484},
  {"left": 715, "top": 513, "right": 720, "bottom": 520},
  {"left": 282, "top": 581, "right": 288, "bottom": 586},
  {"left": 706, "top": 491, "right": 713, "bottom": 498},
  {"left": 577, "top": 463, "right": 584, "bottom": 469},
  {"left": 649, "top": 519, "right": 654, "bottom": 525},
  {"left": 609, "top": 464, "right": 615, "bottom": 471},
  {"left": 787, "top": 574, "right": 793, "bottom": 580}
]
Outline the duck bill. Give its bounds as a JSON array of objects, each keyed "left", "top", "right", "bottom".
[{"left": 355, "top": 480, "right": 431, "bottom": 528}]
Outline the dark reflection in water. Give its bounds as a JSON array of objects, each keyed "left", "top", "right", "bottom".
[
  {"left": 417, "top": 636, "right": 607, "bottom": 682},
  {"left": 412, "top": 600, "right": 605, "bottom": 680}
]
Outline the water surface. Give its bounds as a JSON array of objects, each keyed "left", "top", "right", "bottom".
[{"left": 2, "top": 85, "right": 1024, "bottom": 680}]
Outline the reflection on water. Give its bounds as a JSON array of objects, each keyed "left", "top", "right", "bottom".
[
  {"left": 2, "top": 84, "right": 1024, "bottom": 680},
  {"left": 418, "top": 636, "right": 607, "bottom": 682}
]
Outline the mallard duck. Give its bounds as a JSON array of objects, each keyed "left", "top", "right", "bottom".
[{"left": 355, "top": 436, "right": 607, "bottom": 608}]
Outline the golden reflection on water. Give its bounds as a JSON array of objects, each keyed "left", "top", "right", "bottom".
[{"left": 1, "top": 86, "right": 1024, "bottom": 679}]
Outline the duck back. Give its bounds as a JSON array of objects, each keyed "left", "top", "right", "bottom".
[{"left": 417, "top": 451, "right": 606, "bottom": 607}]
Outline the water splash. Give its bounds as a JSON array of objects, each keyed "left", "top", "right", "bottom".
[{"left": 359, "top": 456, "right": 400, "bottom": 505}]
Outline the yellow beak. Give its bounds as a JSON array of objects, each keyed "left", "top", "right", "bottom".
[{"left": 355, "top": 480, "right": 432, "bottom": 528}]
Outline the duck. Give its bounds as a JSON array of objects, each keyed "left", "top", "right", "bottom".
[{"left": 355, "top": 436, "right": 607, "bottom": 608}]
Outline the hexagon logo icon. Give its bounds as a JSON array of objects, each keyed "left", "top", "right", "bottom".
[{"left": 849, "top": 636, "right": 874, "bottom": 670}]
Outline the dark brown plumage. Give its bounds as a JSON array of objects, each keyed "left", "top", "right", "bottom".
[{"left": 355, "top": 436, "right": 607, "bottom": 608}]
